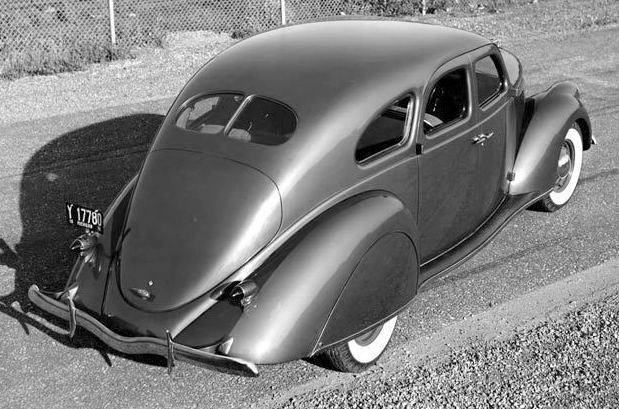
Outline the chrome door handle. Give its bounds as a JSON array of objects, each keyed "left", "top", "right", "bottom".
[{"left": 472, "top": 132, "right": 494, "bottom": 145}]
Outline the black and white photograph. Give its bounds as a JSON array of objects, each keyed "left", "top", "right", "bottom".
[{"left": 0, "top": 0, "right": 618, "bottom": 407}]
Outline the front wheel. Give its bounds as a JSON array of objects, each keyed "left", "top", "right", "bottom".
[
  {"left": 537, "top": 124, "right": 583, "bottom": 212},
  {"left": 321, "top": 316, "right": 397, "bottom": 372}
]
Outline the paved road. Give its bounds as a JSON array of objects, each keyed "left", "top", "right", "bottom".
[{"left": 0, "top": 27, "right": 618, "bottom": 409}]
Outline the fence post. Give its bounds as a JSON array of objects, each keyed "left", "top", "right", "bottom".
[
  {"left": 108, "top": 0, "right": 117, "bottom": 45},
  {"left": 280, "top": 0, "right": 286, "bottom": 25}
]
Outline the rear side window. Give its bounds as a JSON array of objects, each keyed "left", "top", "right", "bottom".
[
  {"left": 424, "top": 68, "right": 468, "bottom": 134},
  {"left": 475, "top": 55, "right": 504, "bottom": 106},
  {"left": 229, "top": 97, "right": 297, "bottom": 145},
  {"left": 356, "top": 96, "right": 412, "bottom": 162},
  {"left": 175, "top": 94, "right": 297, "bottom": 145}
]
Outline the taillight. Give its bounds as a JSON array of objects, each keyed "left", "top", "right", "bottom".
[{"left": 228, "top": 280, "right": 259, "bottom": 309}]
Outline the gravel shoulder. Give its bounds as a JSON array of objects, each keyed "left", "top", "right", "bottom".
[{"left": 276, "top": 258, "right": 619, "bottom": 409}]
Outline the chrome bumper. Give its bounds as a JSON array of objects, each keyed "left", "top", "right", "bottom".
[{"left": 28, "top": 285, "right": 258, "bottom": 377}]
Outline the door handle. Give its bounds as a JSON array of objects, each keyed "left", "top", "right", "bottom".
[{"left": 472, "top": 132, "right": 494, "bottom": 145}]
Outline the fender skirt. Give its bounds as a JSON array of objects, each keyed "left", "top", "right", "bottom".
[{"left": 223, "top": 192, "right": 418, "bottom": 364}]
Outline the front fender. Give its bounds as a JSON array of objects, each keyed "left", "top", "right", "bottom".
[
  {"left": 225, "top": 192, "right": 417, "bottom": 364},
  {"left": 510, "top": 81, "right": 591, "bottom": 195}
]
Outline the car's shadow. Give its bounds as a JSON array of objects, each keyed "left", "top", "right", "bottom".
[{"left": 0, "top": 113, "right": 167, "bottom": 367}]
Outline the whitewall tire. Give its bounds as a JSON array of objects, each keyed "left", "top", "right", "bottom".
[
  {"left": 322, "top": 316, "right": 397, "bottom": 372},
  {"left": 538, "top": 124, "right": 583, "bottom": 212}
]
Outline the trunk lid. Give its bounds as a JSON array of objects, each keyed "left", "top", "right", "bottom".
[{"left": 118, "top": 150, "right": 281, "bottom": 312}]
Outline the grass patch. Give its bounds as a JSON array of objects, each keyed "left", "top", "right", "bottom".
[
  {"left": 0, "top": 1, "right": 165, "bottom": 79},
  {"left": 2, "top": 0, "right": 616, "bottom": 79},
  {"left": 579, "top": 11, "right": 619, "bottom": 29},
  {"left": 1, "top": 38, "right": 133, "bottom": 80}
]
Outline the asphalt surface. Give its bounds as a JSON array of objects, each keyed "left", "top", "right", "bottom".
[{"left": 0, "top": 27, "right": 618, "bottom": 409}]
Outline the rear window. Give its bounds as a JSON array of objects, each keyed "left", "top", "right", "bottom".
[
  {"left": 175, "top": 94, "right": 296, "bottom": 146},
  {"left": 229, "top": 97, "right": 297, "bottom": 146},
  {"left": 176, "top": 94, "right": 244, "bottom": 134}
]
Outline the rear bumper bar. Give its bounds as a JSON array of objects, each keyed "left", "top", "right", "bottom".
[{"left": 28, "top": 285, "right": 258, "bottom": 377}]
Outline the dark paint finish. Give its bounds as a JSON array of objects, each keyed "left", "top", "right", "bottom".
[
  {"left": 474, "top": 96, "right": 509, "bottom": 223},
  {"left": 28, "top": 19, "right": 592, "bottom": 374},
  {"left": 174, "top": 301, "right": 242, "bottom": 348},
  {"left": 417, "top": 128, "right": 479, "bottom": 261},
  {"left": 417, "top": 54, "right": 481, "bottom": 262},
  {"left": 470, "top": 46, "right": 510, "bottom": 226},
  {"left": 419, "top": 192, "right": 540, "bottom": 287}
]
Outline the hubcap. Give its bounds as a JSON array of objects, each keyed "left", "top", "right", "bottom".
[
  {"left": 353, "top": 325, "right": 382, "bottom": 346},
  {"left": 555, "top": 141, "right": 574, "bottom": 192}
]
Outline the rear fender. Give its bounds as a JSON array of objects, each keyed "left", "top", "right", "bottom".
[
  {"left": 509, "top": 82, "right": 591, "bottom": 195},
  {"left": 225, "top": 192, "right": 418, "bottom": 364}
]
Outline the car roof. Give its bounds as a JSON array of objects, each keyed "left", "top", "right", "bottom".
[
  {"left": 157, "top": 21, "right": 492, "bottom": 231},
  {"left": 180, "top": 19, "right": 490, "bottom": 117}
]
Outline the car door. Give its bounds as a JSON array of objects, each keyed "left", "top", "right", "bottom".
[
  {"left": 469, "top": 47, "right": 510, "bottom": 226},
  {"left": 416, "top": 55, "right": 481, "bottom": 263}
]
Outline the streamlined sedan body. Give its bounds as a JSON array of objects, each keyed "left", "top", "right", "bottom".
[{"left": 29, "top": 19, "right": 593, "bottom": 376}]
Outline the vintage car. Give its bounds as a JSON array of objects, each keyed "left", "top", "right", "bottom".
[{"left": 29, "top": 19, "right": 594, "bottom": 377}]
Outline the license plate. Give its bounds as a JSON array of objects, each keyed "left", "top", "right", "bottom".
[{"left": 66, "top": 203, "right": 104, "bottom": 234}]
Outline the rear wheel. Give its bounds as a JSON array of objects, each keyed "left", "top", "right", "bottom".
[
  {"left": 537, "top": 124, "right": 583, "bottom": 212},
  {"left": 321, "top": 316, "right": 397, "bottom": 372}
]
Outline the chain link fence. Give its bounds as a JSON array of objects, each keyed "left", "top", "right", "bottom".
[{"left": 0, "top": 0, "right": 525, "bottom": 76}]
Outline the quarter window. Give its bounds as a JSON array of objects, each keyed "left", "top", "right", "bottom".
[
  {"left": 475, "top": 55, "right": 504, "bottom": 106},
  {"left": 424, "top": 68, "right": 468, "bottom": 134},
  {"left": 356, "top": 96, "right": 412, "bottom": 162}
]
